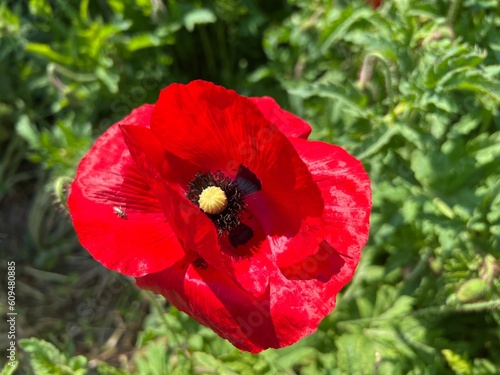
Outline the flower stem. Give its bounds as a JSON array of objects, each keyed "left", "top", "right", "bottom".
[
  {"left": 447, "top": 0, "right": 463, "bottom": 25},
  {"left": 360, "top": 51, "right": 395, "bottom": 112}
]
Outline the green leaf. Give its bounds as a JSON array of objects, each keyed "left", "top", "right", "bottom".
[
  {"left": 356, "top": 126, "right": 398, "bottom": 160},
  {"left": 320, "top": 8, "right": 374, "bottom": 53},
  {"left": 456, "top": 279, "right": 490, "bottom": 303},
  {"left": 450, "top": 114, "right": 481, "bottom": 137},
  {"left": 25, "top": 43, "right": 75, "bottom": 65},
  {"left": 441, "top": 349, "right": 473, "bottom": 375},
  {"left": 337, "top": 334, "right": 376, "bottom": 375},
  {"left": 192, "top": 352, "right": 222, "bottom": 370},
  {"left": 1, "top": 360, "right": 18, "bottom": 375},
  {"left": 15, "top": 115, "right": 40, "bottom": 149},
  {"left": 107, "top": 0, "right": 124, "bottom": 15},
  {"left": 356, "top": 297, "right": 374, "bottom": 319},
  {"left": 20, "top": 338, "right": 73, "bottom": 375},
  {"left": 274, "top": 347, "right": 317, "bottom": 369},
  {"left": 133, "top": 340, "right": 169, "bottom": 375},
  {"left": 95, "top": 66, "right": 119, "bottom": 93},
  {"left": 126, "top": 33, "right": 161, "bottom": 52},
  {"left": 184, "top": 9, "right": 217, "bottom": 32},
  {"left": 447, "top": 79, "right": 500, "bottom": 102},
  {"left": 475, "top": 142, "right": 500, "bottom": 166},
  {"left": 79, "top": 0, "right": 89, "bottom": 23},
  {"left": 379, "top": 296, "right": 414, "bottom": 319},
  {"left": 28, "top": 0, "right": 52, "bottom": 16},
  {"left": 96, "top": 362, "right": 128, "bottom": 375}
]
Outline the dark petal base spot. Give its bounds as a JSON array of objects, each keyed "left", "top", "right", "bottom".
[
  {"left": 229, "top": 223, "right": 254, "bottom": 248},
  {"left": 186, "top": 167, "right": 262, "bottom": 256},
  {"left": 192, "top": 257, "right": 208, "bottom": 270},
  {"left": 235, "top": 165, "right": 262, "bottom": 195},
  {"left": 186, "top": 170, "right": 246, "bottom": 235}
]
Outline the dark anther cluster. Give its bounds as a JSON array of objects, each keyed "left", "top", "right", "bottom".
[
  {"left": 186, "top": 165, "right": 262, "bottom": 248},
  {"left": 186, "top": 171, "right": 246, "bottom": 234}
]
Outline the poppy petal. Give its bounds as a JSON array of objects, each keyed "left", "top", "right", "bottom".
[
  {"left": 290, "top": 139, "right": 371, "bottom": 258},
  {"left": 136, "top": 258, "right": 280, "bottom": 353},
  {"left": 136, "top": 238, "right": 358, "bottom": 352},
  {"left": 250, "top": 96, "right": 311, "bottom": 139},
  {"left": 150, "top": 80, "right": 323, "bottom": 237},
  {"left": 273, "top": 138, "right": 370, "bottom": 269},
  {"left": 120, "top": 125, "right": 272, "bottom": 297},
  {"left": 266, "top": 256, "right": 355, "bottom": 348},
  {"left": 260, "top": 139, "right": 371, "bottom": 346},
  {"left": 69, "top": 81, "right": 372, "bottom": 353},
  {"left": 119, "top": 125, "right": 220, "bottom": 264},
  {"left": 68, "top": 105, "right": 185, "bottom": 277},
  {"left": 269, "top": 216, "right": 327, "bottom": 269}
]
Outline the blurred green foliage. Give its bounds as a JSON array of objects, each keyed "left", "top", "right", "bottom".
[{"left": 1, "top": 0, "right": 499, "bottom": 374}]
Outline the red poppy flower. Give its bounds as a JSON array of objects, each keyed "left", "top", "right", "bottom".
[{"left": 68, "top": 80, "right": 371, "bottom": 353}]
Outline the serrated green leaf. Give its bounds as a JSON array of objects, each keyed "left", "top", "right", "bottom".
[
  {"left": 356, "top": 127, "right": 398, "bottom": 160},
  {"left": 320, "top": 8, "right": 374, "bottom": 53},
  {"left": 192, "top": 351, "right": 222, "bottom": 369},
  {"left": 133, "top": 340, "right": 169, "bottom": 375},
  {"left": 20, "top": 338, "right": 72, "bottom": 375},
  {"left": 337, "top": 334, "right": 376, "bottom": 375},
  {"left": 456, "top": 278, "right": 490, "bottom": 303},
  {"left": 275, "top": 347, "right": 317, "bottom": 369},
  {"left": 96, "top": 361, "right": 127, "bottom": 375},
  {"left": 442, "top": 349, "right": 473, "bottom": 375},
  {"left": 356, "top": 296, "right": 374, "bottom": 319}
]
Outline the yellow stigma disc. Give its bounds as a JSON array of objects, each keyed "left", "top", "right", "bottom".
[{"left": 198, "top": 186, "right": 228, "bottom": 214}]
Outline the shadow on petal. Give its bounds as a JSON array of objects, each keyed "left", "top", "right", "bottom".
[
  {"left": 196, "top": 267, "right": 281, "bottom": 351},
  {"left": 279, "top": 241, "right": 345, "bottom": 283},
  {"left": 137, "top": 255, "right": 281, "bottom": 352}
]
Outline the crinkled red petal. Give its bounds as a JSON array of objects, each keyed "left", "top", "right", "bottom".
[
  {"left": 250, "top": 96, "right": 311, "bottom": 139},
  {"left": 67, "top": 105, "right": 185, "bottom": 277},
  {"left": 136, "top": 138, "right": 371, "bottom": 352},
  {"left": 264, "top": 139, "right": 371, "bottom": 348},
  {"left": 70, "top": 83, "right": 372, "bottom": 353},
  {"left": 120, "top": 125, "right": 273, "bottom": 297},
  {"left": 150, "top": 80, "right": 323, "bottom": 237},
  {"left": 290, "top": 139, "right": 371, "bottom": 257},
  {"left": 119, "top": 125, "right": 219, "bottom": 258},
  {"left": 136, "top": 259, "right": 280, "bottom": 353},
  {"left": 273, "top": 139, "right": 371, "bottom": 268}
]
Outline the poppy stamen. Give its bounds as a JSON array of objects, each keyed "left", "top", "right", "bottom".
[
  {"left": 198, "top": 186, "right": 228, "bottom": 214},
  {"left": 186, "top": 170, "right": 248, "bottom": 235}
]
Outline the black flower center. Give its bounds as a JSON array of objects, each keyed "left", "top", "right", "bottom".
[
  {"left": 186, "top": 165, "right": 261, "bottom": 248},
  {"left": 186, "top": 170, "right": 245, "bottom": 234}
]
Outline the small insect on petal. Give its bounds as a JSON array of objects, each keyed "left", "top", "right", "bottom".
[{"left": 113, "top": 206, "right": 127, "bottom": 219}]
